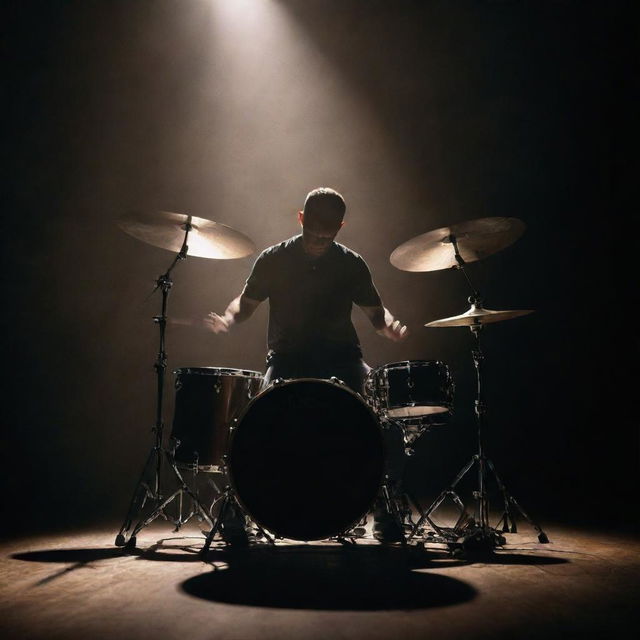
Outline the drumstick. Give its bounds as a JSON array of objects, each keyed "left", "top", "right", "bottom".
[{"left": 167, "top": 316, "right": 202, "bottom": 328}]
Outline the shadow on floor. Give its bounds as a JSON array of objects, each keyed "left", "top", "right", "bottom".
[
  {"left": 10, "top": 539, "right": 569, "bottom": 600},
  {"left": 10, "top": 548, "right": 137, "bottom": 586},
  {"left": 9, "top": 536, "right": 207, "bottom": 566},
  {"left": 182, "top": 545, "right": 476, "bottom": 610},
  {"left": 468, "top": 551, "right": 570, "bottom": 565},
  {"left": 12, "top": 549, "right": 129, "bottom": 563}
]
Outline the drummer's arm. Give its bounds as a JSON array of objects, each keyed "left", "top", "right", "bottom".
[
  {"left": 358, "top": 304, "right": 408, "bottom": 342},
  {"left": 206, "top": 293, "right": 262, "bottom": 334}
]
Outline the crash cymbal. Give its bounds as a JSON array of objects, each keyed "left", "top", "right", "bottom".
[
  {"left": 390, "top": 217, "right": 525, "bottom": 272},
  {"left": 118, "top": 210, "right": 256, "bottom": 259},
  {"left": 425, "top": 303, "right": 534, "bottom": 327}
]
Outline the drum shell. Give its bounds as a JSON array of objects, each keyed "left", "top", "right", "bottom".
[
  {"left": 171, "top": 367, "right": 263, "bottom": 471},
  {"left": 228, "top": 378, "right": 385, "bottom": 541},
  {"left": 366, "top": 360, "right": 454, "bottom": 420}
]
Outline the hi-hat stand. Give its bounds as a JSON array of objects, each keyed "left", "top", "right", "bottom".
[
  {"left": 115, "top": 218, "right": 214, "bottom": 548},
  {"left": 409, "top": 234, "right": 549, "bottom": 550}
]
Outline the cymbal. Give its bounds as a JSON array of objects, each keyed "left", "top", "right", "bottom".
[
  {"left": 118, "top": 210, "right": 256, "bottom": 259},
  {"left": 425, "top": 303, "right": 534, "bottom": 328},
  {"left": 390, "top": 217, "right": 525, "bottom": 272}
]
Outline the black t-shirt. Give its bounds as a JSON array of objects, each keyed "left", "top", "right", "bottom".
[{"left": 242, "top": 235, "right": 382, "bottom": 361}]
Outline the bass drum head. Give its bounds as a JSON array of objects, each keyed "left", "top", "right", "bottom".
[{"left": 228, "top": 379, "right": 385, "bottom": 541}]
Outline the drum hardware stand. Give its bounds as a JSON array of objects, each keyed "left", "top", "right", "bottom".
[
  {"left": 404, "top": 489, "right": 470, "bottom": 543},
  {"left": 388, "top": 415, "right": 441, "bottom": 457},
  {"left": 379, "top": 478, "right": 408, "bottom": 545},
  {"left": 200, "top": 453, "right": 275, "bottom": 556},
  {"left": 170, "top": 451, "right": 223, "bottom": 530},
  {"left": 116, "top": 218, "right": 215, "bottom": 547},
  {"left": 200, "top": 486, "right": 276, "bottom": 554},
  {"left": 337, "top": 484, "right": 403, "bottom": 544},
  {"left": 409, "top": 235, "right": 549, "bottom": 550},
  {"left": 371, "top": 417, "right": 423, "bottom": 543}
]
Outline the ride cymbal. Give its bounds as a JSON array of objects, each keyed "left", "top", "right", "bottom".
[
  {"left": 118, "top": 210, "right": 256, "bottom": 259},
  {"left": 390, "top": 217, "right": 525, "bottom": 272},
  {"left": 425, "top": 303, "right": 534, "bottom": 328}
]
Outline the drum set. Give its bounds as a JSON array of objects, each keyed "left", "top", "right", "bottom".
[{"left": 114, "top": 210, "right": 548, "bottom": 553}]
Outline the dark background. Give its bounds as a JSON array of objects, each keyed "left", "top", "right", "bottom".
[{"left": 2, "top": 0, "right": 637, "bottom": 536}]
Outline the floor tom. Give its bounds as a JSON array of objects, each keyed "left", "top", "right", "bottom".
[{"left": 171, "top": 367, "right": 264, "bottom": 472}]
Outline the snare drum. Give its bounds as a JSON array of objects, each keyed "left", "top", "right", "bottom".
[
  {"left": 365, "top": 360, "right": 454, "bottom": 422},
  {"left": 171, "top": 367, "right": 263, "bottom": 472},
  {"left": 228, "top": 378, "right": 385, "bottom": 541}
]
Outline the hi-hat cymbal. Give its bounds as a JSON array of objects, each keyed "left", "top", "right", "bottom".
[
  {"left": 390, "top": 217, "right": 525, "bottom": 272},
  {"left": 425, "top": 303, "right": 533, "bottom": 328},
  {"left": 118, "top": 210, "right": 256, "bottom": 259}
]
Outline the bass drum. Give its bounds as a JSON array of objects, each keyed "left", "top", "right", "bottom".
[{"left": 228, "top": 378, "right": 385, "bottom": 541}]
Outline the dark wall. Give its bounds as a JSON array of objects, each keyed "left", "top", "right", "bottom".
[{"left": 3, "top": 0, "right": 637, "bottom": 535}]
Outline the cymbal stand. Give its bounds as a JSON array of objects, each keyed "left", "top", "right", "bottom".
[
  {"left": 409, "top": 234, "right": 549, "bottom": 549},
  {"left": 115, "top": 218, "right": 214, "bottom": 547}
]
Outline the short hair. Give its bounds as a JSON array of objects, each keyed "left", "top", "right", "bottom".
[{"left": 303, "top": 188, "right": 346, "bottom": 227}]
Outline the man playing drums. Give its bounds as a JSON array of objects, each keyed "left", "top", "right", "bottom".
[{"left": 206, "top": 187, "right": 408, "bottom": 544}]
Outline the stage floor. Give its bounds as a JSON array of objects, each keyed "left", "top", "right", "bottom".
[{"left": 1, "top": 522, "right": 638, "bottom": 640}]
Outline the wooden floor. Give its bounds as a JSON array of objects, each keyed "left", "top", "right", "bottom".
[{"left": 1, "top": 521, "right": 638, "bottom": 640}]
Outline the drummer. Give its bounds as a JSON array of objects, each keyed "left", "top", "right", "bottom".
[
  {"left": 205, "top": 187, "right": 408, "bottom": 395},
  {"left": 206, "top": 187, "right": 409, "bottom": 545}
]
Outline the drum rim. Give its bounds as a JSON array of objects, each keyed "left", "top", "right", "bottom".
[
  {"left": 172, "top": 366, "right": 264, "bottom": 378},
  {"left": 227, "top": 377, "right": 384, "bottom": 541},
  {"left": 387, "top": 401, "right": 452, "bottom": 414},
  {"left": 370, "top": 359, "right": 451, "bottom": 373},
  {"left": 244, "top": 376, "right": 380, "bottom": 413}
]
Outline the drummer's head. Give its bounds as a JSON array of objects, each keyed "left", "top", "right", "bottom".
[{"left": 298, "top": 187, "right": 345, "bottom": 257}]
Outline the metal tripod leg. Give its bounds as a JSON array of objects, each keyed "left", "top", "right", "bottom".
[
  {"left": 379, "top": 480, "right": 408, "bottom": 546},
  {"left": 411, "top": 452, "right": 549, "bottom": 547},
  {"left": 200, "top": 486, "right": 274, "bottom": 556},
  {"left": 115, "top": 447, "right": 159, "bottom": 546},
  {"left": 200, "top": 489, "right": 232, "bottom": 556},
  {"left": 116, "top": 449, "right": 214, "bottom": 548},
  {"left": 486, "top": 457, "right": 549, "bottom": 543},
  {"left": 408, "top": 454, "right": 475, "bottom": 541}
]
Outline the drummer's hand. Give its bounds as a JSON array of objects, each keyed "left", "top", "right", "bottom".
[
  {"left": 377, "top": 320, "right": 409, "bottom": 342},
  {"left": 204, "top": 312, "right": 230, "bottom": 334}
]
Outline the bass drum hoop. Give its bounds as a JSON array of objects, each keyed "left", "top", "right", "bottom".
[{"left": 228, "top": 378, "right": 385, "bottom": 541}]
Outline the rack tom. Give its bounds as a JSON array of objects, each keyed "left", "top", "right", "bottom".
[{"left": 365, "top": 360, "right": 454, "bottom": 423}]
